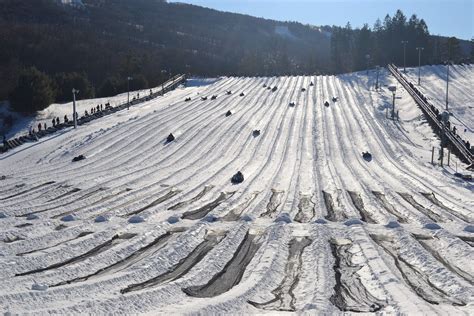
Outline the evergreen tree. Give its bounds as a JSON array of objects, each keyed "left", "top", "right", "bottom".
[
  {"left": 10, "top": 67, "right": 55, "bottom": 113},
  {"left": 54, "top": 72, "right": 94, "bottom": 103}
]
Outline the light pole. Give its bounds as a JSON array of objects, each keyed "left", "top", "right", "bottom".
[
  {"left": 365, "top": 54, "right": 370, "bottom": 75},
  {"left": 445, "top": 61, "right": 450, "bottom": 111},
  {"left": 161, "top": 70, "right": 167, "bottom": 96},
  {"left": 72, "top": 88, "right": 79, "bottom": 129},
  {"left": 127, "top": 76, "right": 132, "bottom": 109},
  {"left": 388, "top": 86, "right": 397, "bottom": 119},
  {"left": 375, "top": 65, "right": 380, "bottom": 90},
  {"left": 416, "top": 47, "right": 424, "bottom": 85},
  {"left": 401, "top": 40, "right": 408, "bottom": 72}
]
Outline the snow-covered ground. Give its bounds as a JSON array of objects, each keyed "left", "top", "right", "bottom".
[
  {"left": 404, "top": 64, "right": 474, "bottom": 144},
  {"left": 0, "top": 70, "right": 472, "bottom": 315}
]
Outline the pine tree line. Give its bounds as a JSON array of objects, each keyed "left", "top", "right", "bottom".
[{"left": 331, "top": 10, "right": 468, "bottom": 73}]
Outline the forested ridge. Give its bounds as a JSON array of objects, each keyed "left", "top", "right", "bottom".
[{"left": 0, "top": 0, "right": 471, "bottom": 112}]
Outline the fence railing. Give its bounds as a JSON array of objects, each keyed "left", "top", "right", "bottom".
[{"left": 388, "top": 64, "right": 473, "bottom": 166}]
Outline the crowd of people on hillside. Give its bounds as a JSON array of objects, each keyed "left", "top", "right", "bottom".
[{"left": 403, "top": 70, "right": 472, "bottom": 154}]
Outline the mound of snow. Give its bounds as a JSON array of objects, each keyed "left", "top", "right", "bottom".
[
  {"left": 344, "top": 218, "right": 364, "bottom": 226},
  {"left": 202, "top": 214, "right": 218, "bottom": 223},
  {"left": 240, "top": 214, "right": 254, "bottom": 222},
  {"left": 275, "top": 213, "right": 292, "bottom": 224},
  {"left": 128, "top": 215, "right": 146, "bottom": 223},
  {"left": 26, "top": 214, "right": 39, "bottom": 220},
  {"left": 314, "top": 218, "right": 327, "bottom": 224},
  {"left": 167, "top": 216, "right": 180, "bottom": 224},
  {"left": 95, "top": 215, "right": 109, "bottom": 223},
  {"left": 463, "top": 225, "right": 474, "bottom": 233},
  {"left": 424, "top": 223, "right": 442, "bottom": 230},
  {"left": 31, "top": 283, "right": 48, "bottom": 291},
  {"left": 385, "top": 220, "right": 401, "bottom": 228},
  {"left": 61, "top": 214, "right": 76, "bottom": 222}
]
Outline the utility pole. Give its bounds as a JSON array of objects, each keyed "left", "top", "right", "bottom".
[
  {"left": 445, "top": 61, "right": 450, "bottom": 111},
  {"left": 401, "top": 40, "right": 408, "bottom": 72},
  {"left": 72, "top": 88, "right": 79, "bottom": 129},
  {"left": 161, "top": 69, "right": 167, "bottom": 96},
  {"left": 127, "top": 76, "right": 132, "bottom": 110},
  {"left": 416, "top": 47, "right": 424, "bottom": 85},
  {"left": 366, "top": 54, "right": 370, "bottom": 75},
  {"left": 375, "top": 65, "right": 380, "bottom": 90},
  {"left": 389, "top": 86, "right": 397, "bottom": 119}
]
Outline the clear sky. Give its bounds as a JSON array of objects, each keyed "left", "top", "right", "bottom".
[{"left": 170, "top": 0, "right": 473, "bottom": 40}]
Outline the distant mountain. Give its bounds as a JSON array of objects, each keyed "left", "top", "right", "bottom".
[{"left": 0, "top": 0, "right": 471, "bottom": 102}]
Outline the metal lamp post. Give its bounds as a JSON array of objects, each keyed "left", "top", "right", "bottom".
[
  {"left": 127, "top": 76, "right": 133, "bottom": 110},
  {"left": 388, "top": 85, "right": 397, "bottom": 119},
  {"left": 445, "top": 61, "right": 450, "bottom": 111},
  {"left": 401, "top": 40, "right": 408, "bottom": 72},
  {"left": 416, "top": 47, "right": 424, "bottom": 85},
  {"left": 375, "top": 65, "right": 380, "bottom": 90},
  {"left": 161, "top": 70, "right": 167, "bottom": 96},
  {"left": 365, "top": 54, "right": 370, "bottom": 75},
  {"left": 72, "top": 88, "right": 79, "bottom": 129}
]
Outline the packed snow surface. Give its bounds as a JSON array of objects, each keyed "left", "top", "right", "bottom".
[{"left": 0, "top": 70, "right": 473, "bottom": 315}]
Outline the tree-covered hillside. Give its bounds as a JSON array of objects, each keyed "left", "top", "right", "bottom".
[{"left": 0, "top": 0, "right": 471, "bottom": 112}]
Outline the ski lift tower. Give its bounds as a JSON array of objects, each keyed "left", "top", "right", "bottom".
[{"left": 388, "top": 85, "right": 397, "bottom": 119}]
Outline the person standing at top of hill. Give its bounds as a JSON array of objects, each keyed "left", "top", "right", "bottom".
[{"left": 38, "top": 123, "right": 42, "bottom": 131}]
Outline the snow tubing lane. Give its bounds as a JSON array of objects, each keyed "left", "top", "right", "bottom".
[
  {"left": 414, "top": 235, "right": 473, "bottom": 284},
  {"left": 323, "top": 191, "right": 347, "bottom": 222},
  {"left": 52, "top": 231, "right": 177, "bottom": 287},
  {"left": 50, "top": 188, "right": 132, "bottom": 219},
  {"left": 347, "top": 191, "right": 378, "bottom": 224},
  {"left": 420, "top": 192, "right": 471, "bottom": 223},
  {"left": 47, "top": 188, "right": 81, "bottom": 202},
  {"left": 260, "top": 190, "right": 284, "bottom": 218},
  {"left": 397, "top": 193, "right": 444, "bottom": 222},
  {"left": 20, "top": 188, "right": 105, "bottom": 217},
  {"left": 370, "top": 234, "right": 466, "bottom": 306},
  {"left": 121, "top": 233, "right": 225, "bottom": 294},
  {"left": 221, "top": 192, "right": 259, "bottom": 221},
  {"left": 181, "top": 191, "right": 235, "bottom": 220},
  {"left": 0, "top": 181, "right": 55, "bottom": 201},
  {"left": 16, "top": 231, "right": 94, "bottom": 256},
  {"left": 329, "top": 239, "right": 386, "bottom": 312},
  {"left": 168, "top": 185, "right": 214, "bottom": 211},
  {"left": 372, "top": 191, "right": 409, "bottom": 223},
  {"left": 15, "top": 233, "right": 137, "bottom": 276},
  {"left": 183, "top": 232, "right": 261, "bottom": 298},
  {"left": 123, "top": 189, "right": 181, "bottom": 217},
  {"left": 294, "top": 195, "right": 315, "bottom": 223},
  {"left": 248, "top": 237, "right": 312, "bottom": 311}
]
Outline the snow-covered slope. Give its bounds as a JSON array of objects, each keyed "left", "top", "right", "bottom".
[
  {"left": 0, "top": 71, "right": 472, "bottom": 314},
  {"left": 405, "top": 64, "right": 474, "bottom": 144}
]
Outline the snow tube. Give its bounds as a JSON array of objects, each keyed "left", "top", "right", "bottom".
[
  {"left": 225, "top": 110, "right": 232, "bottom": 117},
  {"left": 72, "top": 155, "right": 86, "bottom": 162},
  {"left": 166, "top": 133, "right": 175, "bottom": 143},
  {"left": 252, "top": 130, "right": 261, "bottom": 137},
  {"left": 231, "top": 171, "right": 244, "bottom": 184}
]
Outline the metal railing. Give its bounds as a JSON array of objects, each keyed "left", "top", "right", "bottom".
[{"left": 388, "top": 64, "right": 473, "bottom": 165}]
